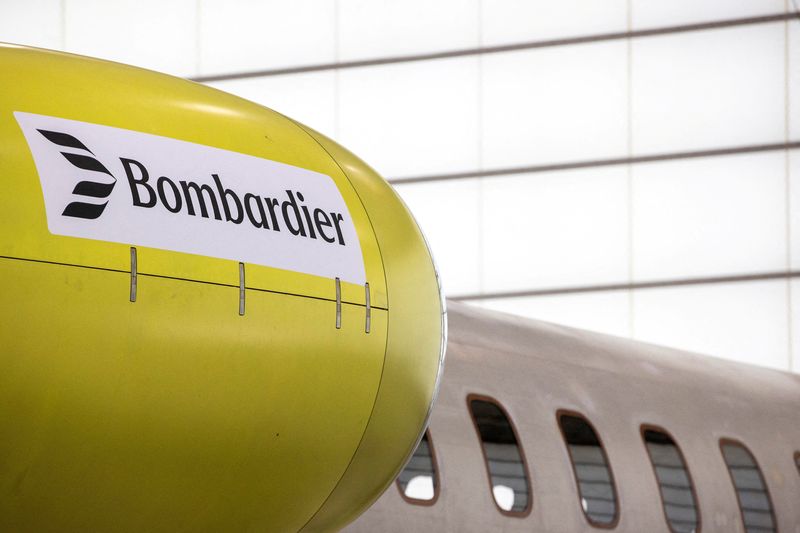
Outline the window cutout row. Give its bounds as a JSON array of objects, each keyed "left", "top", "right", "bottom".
[
  {"left": 396, "top": 431, "right": 439, "bottom": 503},
  {"left": 558, "top": 411, "right": 619, "bottom": 527},
  {"left": 395, "top": 406, "right": 790, "bottom": 533},
  {"left": 720, "top": 440, "right": 776, "bottom": 533},
  {"left": 468, "top": 395, "right": 531, "bottom": 515},
  {"left": 642, "top": 427, "right": 700, "bottom": 533}
]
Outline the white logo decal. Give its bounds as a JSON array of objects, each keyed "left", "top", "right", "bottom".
[{"left": 15, "top": 111, "right": 366, "bottom": 284}]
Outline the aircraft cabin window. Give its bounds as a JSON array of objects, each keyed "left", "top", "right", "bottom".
[
  {"left": 396, "top": 431, "right": 439, "bottom": 504},
  {"left": 720, "top": 440, "right": 776, "bottom": 533},
  {"left": 642, "top": 427, "right": 700, "bottom": 533},
  {"left": 558, "top": 411, "right": 619, "bottom": 527},
  {"left": 467, "top": 395, "right": 531, "bottom": 515}
]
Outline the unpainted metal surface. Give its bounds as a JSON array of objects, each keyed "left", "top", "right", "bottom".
[{"left": 347, "top": 301, "right": 800, "bottom": 532}]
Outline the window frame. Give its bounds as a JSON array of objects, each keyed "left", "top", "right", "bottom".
[
  {"left": 556, "top": 409, "right": 620, "bottom": 529},
  {"left": 718, "top": 437, "right": 778, "bottom": 533},
  {"left": 466, "top": 393, "right": 533, "bottom": 518},
  {"left": 395, "top": 428, "right": 441, "bottom": 506},
  {"left": 640, "top": 424, "right": 702, "bottom": 533}
]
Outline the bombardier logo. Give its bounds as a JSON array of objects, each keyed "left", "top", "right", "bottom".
[
  {"left": 37, "top": 129, "right": 117, "bottom": 219},
  {"left": 119, "top": 159, "right": 349, "bottom": 246},
  {"left": 15, "top": 111, "right": 366, "bottom": 284}
]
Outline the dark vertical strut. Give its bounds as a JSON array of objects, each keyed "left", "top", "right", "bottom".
[
  {"left": 239, "top": 262, "right": 245, "bottom": 316},
  {"left": 335, "top": 277, "right": 342, "bottom": 329},
  {"left": 129, "top": 247, "right": 137, "bottom": 303},
  {"left": 365, "top": 282, "right": 371, "bottom": 334}
]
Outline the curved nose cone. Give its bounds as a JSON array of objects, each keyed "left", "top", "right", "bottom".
[{"left": 0, "top": 44, "right": 445, "bottom": 532}]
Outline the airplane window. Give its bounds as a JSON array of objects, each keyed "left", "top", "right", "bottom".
[
  {"left": 796, "top": 452, "right": 800, "bottom": 475},
  {"left": 642, "top": 427, "right": 700, "bottom": 533},
  {"left": 396, "top": 431, "right": 439, "bottom": 504},
  {"left": 468, "top": 396, "right": 531, "bottom": 515},
  {"left": 720, "top": 440, "right": 776, "bottom": 533},
  {"left": 558, "top": 412, "right": 618, "bottom": 527}
]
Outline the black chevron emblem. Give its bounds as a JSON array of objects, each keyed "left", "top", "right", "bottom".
[{"left": 37, "top": 129, "right": 117, "bottom": 219}]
